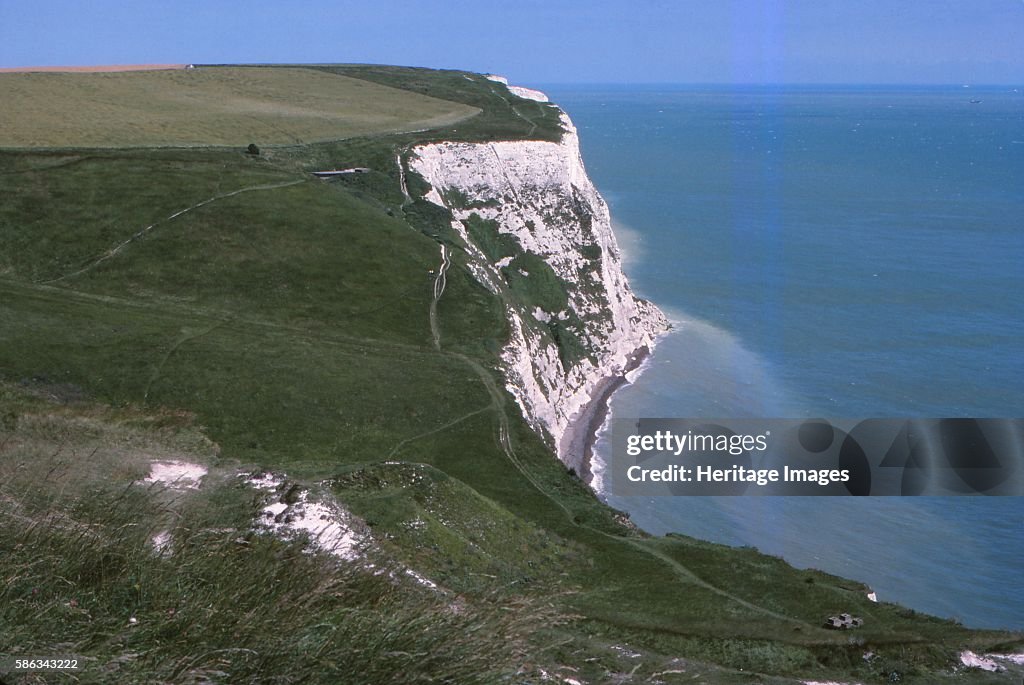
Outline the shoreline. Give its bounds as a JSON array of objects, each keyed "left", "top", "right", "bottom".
[{"left": 561, "top": 344, "right": 652, "bottom": 486}]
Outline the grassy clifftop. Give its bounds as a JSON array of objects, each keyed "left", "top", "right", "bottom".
[
  {"left": 0, "top": 66, "right": 480, "bottom": 148},
  {"left": 1, "top": 65, "right": 1019, "bottom": 683}
]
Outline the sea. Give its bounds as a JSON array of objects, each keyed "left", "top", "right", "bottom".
[{"left": 543, "top": 84, "right": 1024, "bottom": 631}]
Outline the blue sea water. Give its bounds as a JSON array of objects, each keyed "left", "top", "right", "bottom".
[{"left": 545, "top": 84, "right": 1024, "bottom": 630}]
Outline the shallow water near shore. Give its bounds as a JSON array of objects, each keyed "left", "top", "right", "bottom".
[{"left": 546, "top": 84, "right": 1024, "bottom": 630}]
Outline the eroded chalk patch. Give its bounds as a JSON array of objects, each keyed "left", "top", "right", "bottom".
[
  {"left": 145, "top": 460, "right": 207, "bottom": 489},
  {"left": 245, "top": 472, "right": 366, "bottom": 561}
]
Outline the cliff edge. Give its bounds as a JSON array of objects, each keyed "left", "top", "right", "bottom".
[{"left": 409, "top": 80, "right": 668, "bottom": 472}]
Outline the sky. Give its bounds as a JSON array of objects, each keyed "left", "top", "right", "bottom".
[{"left": 1, "top": 0, "right": 1021, "bottom": 84}]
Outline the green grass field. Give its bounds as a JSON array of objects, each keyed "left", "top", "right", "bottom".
[
  {"left": 1, "top": 65, "right": 1021, "bottom": 683},
  {"left": 0, "top": 66, "right": 480, "bottom": 148}
]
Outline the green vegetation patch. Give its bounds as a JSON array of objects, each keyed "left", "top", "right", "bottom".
[
  {"left": 494, "top": 252, "right": 591, "bottom": 367},
  {"left": 545, "top": 316, "right": 592, "bottom": 369},
  {"left": 331, "top": 462, "right": 584, "bottom": 594},
  {"left": 0, "top": 66, "right": 480, "bottom": 148},
  {"left": 502, "top": 252, "right": 569, "bottom": 313},
  {"left": 463, "top": 212, "right": 521, "bottom": 262}
]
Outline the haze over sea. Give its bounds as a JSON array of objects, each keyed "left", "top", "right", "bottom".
[{"left": 546, "top": 84, "right": 1024, "bottom": 630}]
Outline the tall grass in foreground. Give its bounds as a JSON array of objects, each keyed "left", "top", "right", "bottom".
[{"left": 0, "top": 475, "right": 553, "bottom": 684}]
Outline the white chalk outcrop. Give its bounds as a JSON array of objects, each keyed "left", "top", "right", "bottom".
[
  {"left": 485, "top": 75, "right": 550, "bottom": 102},
  {"left": 246, "top": 472, "right": 365, "bottom": 561},
  {"left": 144, "top": 460, "right": 207, "bottom": 490},
  {"left": 410, "top": 82, "right": 667, "bottom": 465},
  {"left": 959, "top": 651, "right": 1003, "bottom": 672}
]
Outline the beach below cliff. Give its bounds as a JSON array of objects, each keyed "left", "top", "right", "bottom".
[{"left": 560, "top": 344, "right": 652, "bottom": 486}]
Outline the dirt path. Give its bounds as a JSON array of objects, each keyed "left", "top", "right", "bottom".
[
  {"left": 40, "top": 178, "right": 307, "bottom": 284},
  {"left": 143, "top": 320, "right": 227, "bottom": 402},
  {"left": 386, "top": 405, "right": 491, "bottom": 459},
  {"left": 0, "top": 277, "right": 447, "bottom": 363},
  {"left": 428, "top": 243, "right": 451, "bottom": 350},
  {"left": 396, "top": 153, "right": 413, "bottom": 208},
  {"left": 485, "top": 81, "right": 539, "bottom": 138}
]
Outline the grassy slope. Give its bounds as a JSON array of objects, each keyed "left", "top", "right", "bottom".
[
  {"left": 0, "top": 385, "right": 553, "bottom": 684},
  {"left": 0, "top": 65, "right": 1020, "bottom": 684}
]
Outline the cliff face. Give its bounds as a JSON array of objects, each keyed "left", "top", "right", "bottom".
[{"left": 409, "top": 90, "right": 668, "bottom": 466}]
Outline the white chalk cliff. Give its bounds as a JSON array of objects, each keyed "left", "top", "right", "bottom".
[{"left": 409, "top": 81, "right": 668, "bottom": 466}]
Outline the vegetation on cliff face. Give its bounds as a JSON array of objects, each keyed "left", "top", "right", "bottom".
[{"left": 1, "top": 65, "right": 1020, "bottom": 683}]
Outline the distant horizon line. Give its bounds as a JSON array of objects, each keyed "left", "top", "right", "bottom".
[
  {"left": 0, "top": 62, "right": 1019, "bottom": 89},
  {"left": 534, "top": 81, "right": 1022, "bottom": 88}
]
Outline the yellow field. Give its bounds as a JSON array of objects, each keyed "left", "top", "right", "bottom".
[{"left": 0, "top": 66, "right": 480, "bottom": 148}]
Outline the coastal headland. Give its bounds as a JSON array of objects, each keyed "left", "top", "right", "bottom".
[{"left": 1, "top": 64, "right": 1020, "bottom": 683}]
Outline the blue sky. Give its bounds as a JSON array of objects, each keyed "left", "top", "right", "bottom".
[{"left": 1, "top": 0, "right": 1021, "bottom": 84}]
